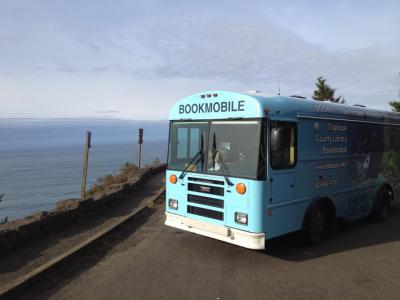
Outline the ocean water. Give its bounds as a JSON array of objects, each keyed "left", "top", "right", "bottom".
[{"left": 0, "top": 119, "right": 168, "bottom": 221}]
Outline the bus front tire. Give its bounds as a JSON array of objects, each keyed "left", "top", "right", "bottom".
[
  {"left": 303, "top": 203, "right": 327, "bottom": 245},
  {"left": 371, "top": 188, "right": 392, "bottom": 222}
]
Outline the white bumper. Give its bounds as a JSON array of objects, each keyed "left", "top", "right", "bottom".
[{"left": 165, "top": 212, "right": 265, "bottom": 250}]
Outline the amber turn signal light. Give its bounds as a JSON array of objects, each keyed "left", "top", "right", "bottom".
[
  {"left": 169, "top": 174, "right": 177, "bottom": 184},
  {"left": 236, "top": 183, "right": 246, "bottom": 194}
]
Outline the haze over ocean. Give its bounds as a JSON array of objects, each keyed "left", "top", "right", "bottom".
[{"left": 0, "top": 119, "right": 168, "bottom": 220}]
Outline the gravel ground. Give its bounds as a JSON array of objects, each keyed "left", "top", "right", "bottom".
[
  {"left": 34, "top": 200, "right": 400, "bottom": 300},
  {"left": 0, "top": 172, "right": 165, "bottom": 293}
]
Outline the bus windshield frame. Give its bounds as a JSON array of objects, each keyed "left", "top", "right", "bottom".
[{"left": 167, "top": 119, "right": 266, "bottom": 180}]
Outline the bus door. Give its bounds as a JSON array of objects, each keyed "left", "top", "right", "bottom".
[{"left": 269, "top": 121, "right": 297, "bottom": 203}]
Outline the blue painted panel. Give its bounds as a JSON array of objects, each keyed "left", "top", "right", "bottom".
[
  {"left": 166, "top": 169, "right": 265, "bottom": 233},
  {"left": 169, "top": 91, "right": 264, "bottom": 120},
  {"left": 265, "top": 201, "right": 310, "bottom": 239},
  {"left": 270, "top": 172, "right": 295, "bottom": 203}
]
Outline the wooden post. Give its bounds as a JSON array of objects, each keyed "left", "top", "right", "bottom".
[
  {"left": 137, "top": 128, "right": 143, "bottom": 170},
  {"left": 81, "top": 131, "right": 91, "bottom": 200}
]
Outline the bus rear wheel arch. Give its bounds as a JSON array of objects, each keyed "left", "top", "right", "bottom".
[
  {"left": 371, "top": 186, "right": 393, "bottom": 222},
  {"left": 303, "top": 198, "right": 337, "bottom": 245}
]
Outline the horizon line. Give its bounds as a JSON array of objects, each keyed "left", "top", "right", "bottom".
[{"left": 0, "top": 117, "right": 168, "bottom": 122}]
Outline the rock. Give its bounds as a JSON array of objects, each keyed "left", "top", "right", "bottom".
[
  {"left": 0, "top": 164, "right": 167, "bottom": 257},
  {"left": 92, "top": 196, "right": 106, "bottom": 211},
  {"left": 106, "top": 183, "right": 124, "bottom": 192},
  {"left": 18, "top": 215, "right": 42, "bottom": 241},
  {"left": 78, "top": 197, "right": 94, "bottom": 212},
  {"left": 39, "top": 210, "right": 69, "bottom": 233},
  {"left": 0, "top": 229, "right": 18, "bottom": 255},
  {"left": 56, "top": 198, "right": 79, "bottom": 210}
]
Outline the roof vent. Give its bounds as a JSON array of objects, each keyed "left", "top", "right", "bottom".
[
  {"left": 290, "top": 95, "right": 306, "bottom": 99},
  {"left": 353, "top": 104, "right": 366, "bottom": 108}
]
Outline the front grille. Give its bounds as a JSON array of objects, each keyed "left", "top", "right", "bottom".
[
  {"left": 188, "top": 183, "right": 224, "bottom": 196},
  {"left": 188, "top": 177, "right": 224, "bottom": 185},
  {"left": 188, "top": 194, "right": 224, "bottom": 208},
  {"left": 187, "top": 205, "right": 224, "bottom": 221}
]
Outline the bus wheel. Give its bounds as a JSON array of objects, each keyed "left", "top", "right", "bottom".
[
  {"left": 371, "top": 188, "right": 392, "bottom": 222},
  {"left": 304, "top": 203, "right": 327, "bottom": 245}
]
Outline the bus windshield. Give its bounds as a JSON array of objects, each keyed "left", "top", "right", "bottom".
[{"left": 168, "top": 120, "right": 265, "bottom": 180}]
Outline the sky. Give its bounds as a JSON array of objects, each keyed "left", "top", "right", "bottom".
[{"left": 0, "top": 0, "right": 399, "bottom": 119}]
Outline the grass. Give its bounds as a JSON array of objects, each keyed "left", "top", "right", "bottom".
[{"left": 85, "top": 158, "right": 161, "bottom": 197}]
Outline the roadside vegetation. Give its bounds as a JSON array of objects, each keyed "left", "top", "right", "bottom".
[
  {"left": 86, "top": 158, "right": 161, "bottom": 197},
  {"left": 389, "top": 100, "right": 400, "bottom": 112},
  {"left": 0, "top": 193, "right": 8, "bottom": 224}
]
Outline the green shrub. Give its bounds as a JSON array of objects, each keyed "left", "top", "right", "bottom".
[{"left": 85, "top": 158, "right": 161, "bottom": 197}]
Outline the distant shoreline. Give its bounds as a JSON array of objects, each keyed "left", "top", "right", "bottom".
[
  {"left": 0, "top": 117, "right": 168, "bottom": 122},
  {"left": 0, "top": 120, "right": 168, "bottom": 220}
]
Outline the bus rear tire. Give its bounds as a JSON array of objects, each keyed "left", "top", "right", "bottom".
[
  {"left": 371, "top": 188, "right": 392, "bottom": 222},
  {"left": 303, "top": 203, "right": 327, "bottom": 245}
]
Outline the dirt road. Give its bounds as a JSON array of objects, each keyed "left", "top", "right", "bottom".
[{"left": 40, "top": 201, "right": 400, "bottom": 300}]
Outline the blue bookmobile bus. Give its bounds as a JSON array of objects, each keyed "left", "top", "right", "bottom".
[{"left": 165, "top": 91, "right": 400, "bottom": 249}]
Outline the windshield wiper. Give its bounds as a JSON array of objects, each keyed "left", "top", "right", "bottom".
[
  {"left": 212, "top": 133, "right": 217, "bottom": 170},
  {"left": 214, "top": 150, "right": 234, "bottom": 186},
  {"left": 179, "top": 134, "right": 204, "bottom": 180},
  {"left": 211, "top": 133, "right": 233, "bottom": 186}
]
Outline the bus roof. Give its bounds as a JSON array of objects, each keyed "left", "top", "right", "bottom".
[{"left": 169, "top": 90, "right": 400, "bottom": 125}]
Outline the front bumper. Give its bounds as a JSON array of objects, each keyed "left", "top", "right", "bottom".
[{"left": 165, "top": 212, "right": 265, "bottom": 250}]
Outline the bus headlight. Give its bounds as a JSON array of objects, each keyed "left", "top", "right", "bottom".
[
  {"left": 235, "top": 212, "right": 248, "bottom": 225},
  {"left": 168, "top": 199, "right": 179, "bottom": 209}
]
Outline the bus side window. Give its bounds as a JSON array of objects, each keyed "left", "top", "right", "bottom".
[{"left": 270, "top": 122, "right": 297, "bottom": 169}]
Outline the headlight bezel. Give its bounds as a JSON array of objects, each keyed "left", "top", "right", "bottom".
[
  {"left": 234, "top": 212, "right": 248, "bottom": 225},
  {"left": 168, "top": 199, "right": 179, "bottom": 209}
]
